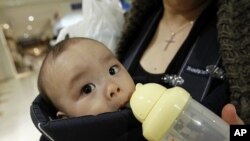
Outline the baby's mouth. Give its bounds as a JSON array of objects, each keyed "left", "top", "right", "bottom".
[
  {"left": 118, "top": 100, "right": 130, "bottom": 111},
  {"left": 116, "top": 96, "right": 131, "bottom": 111}
]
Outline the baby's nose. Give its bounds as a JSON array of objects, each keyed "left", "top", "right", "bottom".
[{"left": 106, "top": 83, "right": 120, "bottom": 100}]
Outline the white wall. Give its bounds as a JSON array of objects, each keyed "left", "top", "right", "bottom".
[{"left": 0, "top": 27, "right": 17, "bottom": 81}]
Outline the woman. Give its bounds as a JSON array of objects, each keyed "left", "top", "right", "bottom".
[{"left": 117, "top": 0, "right": 249, "bottom": 124}]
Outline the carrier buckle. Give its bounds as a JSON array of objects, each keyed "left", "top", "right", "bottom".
[{"left": 161, "top": 74, "right": 184, "bottom": 86}]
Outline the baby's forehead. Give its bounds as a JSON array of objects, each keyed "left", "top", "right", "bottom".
[
  {"left": 46, "top": 38, "right": 116, "bottom": 72},
  {"left": 48, "top": 40, "right": 116, "bottom": 70},
  {"left": 68, "top": 40, "right": 115, "bottom": 57}
]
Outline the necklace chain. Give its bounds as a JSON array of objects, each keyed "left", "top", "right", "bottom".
[{"left": 164, "top": 21, "right": 193, "bottom": 50}]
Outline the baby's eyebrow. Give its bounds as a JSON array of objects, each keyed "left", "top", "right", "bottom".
[
  {"left": 100, "top": 53, "right": 115, "bottom": 63},
  {"left": 68, "top": 69, "right": 87, "bottom": 91}
]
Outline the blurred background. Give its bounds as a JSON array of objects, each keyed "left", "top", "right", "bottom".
[{"left": 0, "top": 0, "right": 131, "bottom": 140}]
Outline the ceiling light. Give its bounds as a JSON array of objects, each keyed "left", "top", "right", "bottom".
[
  {"left": 33, "top": 48, "right": 41, "bottom": 56},
  {"left": 3, "top": 24, "right": 10, "bottom": 29},
  {"left": 28, "top": 16, "right": 34, "bottom": 22}
]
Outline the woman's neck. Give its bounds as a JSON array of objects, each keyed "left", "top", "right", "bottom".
[{"left": 162, "top": 0, "right": 212, "bottom": 27}]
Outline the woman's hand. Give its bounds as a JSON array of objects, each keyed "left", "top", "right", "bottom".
[{"left": 222, "top": 104, "right": 244, "bottom": 125}]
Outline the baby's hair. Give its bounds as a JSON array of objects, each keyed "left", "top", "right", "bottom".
[{"left": 37, "top": 37, "right": 103, "bottom": 107}]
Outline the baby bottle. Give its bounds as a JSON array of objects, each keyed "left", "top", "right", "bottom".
[{"left": 130, "top": 83, "right": 229, "bottom": 141}]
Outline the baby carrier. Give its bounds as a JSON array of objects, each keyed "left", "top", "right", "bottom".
[{"left": 30, "top": 95, "right": 144, "bottom": 141}]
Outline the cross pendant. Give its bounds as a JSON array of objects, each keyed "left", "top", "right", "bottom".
[{"left": 164, "top": 32, "right": 175, "bottom": 50}]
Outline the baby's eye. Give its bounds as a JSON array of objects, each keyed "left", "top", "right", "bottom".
[
  {"left": 81, "top": 83, "right": 95, "bottom": 94},
  {"left": 109, "top": 65, "right": 119, "bottom": 75}
]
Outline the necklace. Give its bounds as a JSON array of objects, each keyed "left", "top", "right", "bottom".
[{"left": 164, "top": 21, "right": 194, "bottom": 50}]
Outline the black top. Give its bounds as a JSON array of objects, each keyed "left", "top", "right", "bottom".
[{"left": 122, "top": 0, "right": 230, "bottom": 116}]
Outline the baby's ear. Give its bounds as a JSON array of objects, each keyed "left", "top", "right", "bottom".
[{"left": 56, "top": 111, "right": 69, "bottom": 119}]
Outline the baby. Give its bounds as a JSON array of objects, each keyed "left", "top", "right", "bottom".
[{"left": 38, "top": 37, "right": 135, "bottom": 118}]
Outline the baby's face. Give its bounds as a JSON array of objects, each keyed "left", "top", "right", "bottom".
[{"left": 47, "top": 40, "right": 135, "bottom": 117}]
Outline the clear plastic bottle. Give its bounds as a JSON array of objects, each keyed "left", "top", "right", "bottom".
[{"left": 130, "top": 83, "right": 229, "bottom": 141}]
